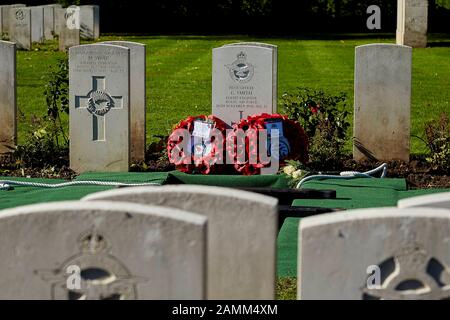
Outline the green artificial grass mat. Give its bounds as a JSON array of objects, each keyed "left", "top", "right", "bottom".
[
  {"left": 277, "top": 178, "right": 450, "bottom": 277},
  {"left": 0, "top": 174, "right": 448, "bottom": 279},
  {"left": 0, "top": 171, "right": 288, "bottom": 210}
]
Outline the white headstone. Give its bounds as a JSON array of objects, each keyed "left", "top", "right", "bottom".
[
  {"left": 397, "top": 0, "right": 428, "bottom": 48},
  {"left": 212, "top": 44, "right": 277, "bottom": 127},
  {"left": 57, "top": 6, "right": 80, "bottom": 52},
  {"left": 83, "top": 185, "right": 279, "bottom": 299},
  {"left": 1, "top": 4, "right": 26, "bottom": 35},
  {"left": 30, "top": 6, "right": 44, "bottom": 43},
  {"left": 0, "top": 201, "right": 207, "bottom": 299},
  {"left": 224, "top": 42, "right": 278, "bottom": 110},
  {"left": 69, "top": 44, "right": 130, "bottom": 172},
  {"left": 102, "top": 41, "right": 146, "bottom": 163},
  {"left": 79, "top": 5, "right": 100, "bottom": 40},
  {"left": 298, "top": 207, "right": 450, "bottom": 300},
  {"left": 9, "top": 7, "right": 31, "bottom": 50},
  {"left": 353, "top": 44, "right": 412, "bottom": 162},
  {"left": 398, "top": 192, "right": 450, "bottom": 209},
  {"left": 0, "top": 41, "right": 16, "bottom": 154}
]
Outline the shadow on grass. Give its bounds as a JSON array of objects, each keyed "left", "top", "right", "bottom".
[
  {"left": 100, "top": 33, "right": 397, "bottom": 42},
  {"left": 428, "top": 41, "right": 450, "bottom": 48}
]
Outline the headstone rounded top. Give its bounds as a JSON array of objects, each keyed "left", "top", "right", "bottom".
[
  {"left": 301, "top": 207, "right": 450, "bottom": 229},
  {"left": 0, "top": 40, "right": 16, "bottom": 47},
  {"left": 83, "top": 184, "right": 279, "bottom": 207},
  {"left": 213, "top": 44, "right": 273, "bottom": 53},
  {"left": 223, "top": 42, "right": 277, "bottom": 49},
  {"left": 0, "top": 200, "right": 207, "bottom": 226},
  {"left": 101, "top": 40, "right": 146, "bottom": 48},
  {"left": 355, "top": 43, "right": 412, "bottom": 51},
  {"left": 69, "top": 43, "right": 129, "bottom": 53},
  {"left": 398, "top": 192, "right": 450, "bottom": 209}
]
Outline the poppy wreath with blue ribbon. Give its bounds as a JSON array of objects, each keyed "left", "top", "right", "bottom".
[{"left": 227, "top": 113, "right": 309, "bottom": 175}]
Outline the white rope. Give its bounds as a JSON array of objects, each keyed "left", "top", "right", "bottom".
[
  {"left": 296, "top": 163, "right": 388, "bottom": 189},
  {"left": 0, "top": 179, "right": 162, "bottom": 191}
]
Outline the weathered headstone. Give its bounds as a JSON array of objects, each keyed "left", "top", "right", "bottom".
[
  {"left": 397, "top": 0, "right": 428, "bottom": 48},
  {"left": 57, "top": 6, "right": 80, "bottom": 52},
  {"left": 50, "top": 3, "right": 64, "bottom": 36},
  {"left": 1, "top": 4, "right": 26, "bottom": 36},
  {"left": 30, "top": 6, "right": 44, "bottom": 43},
  {"left": 398, "top": 192, "right": 450, "bottom": 209},
  {"left": 9, "top": 7, "right": 31, "bottom": 50},
  {"left": 79, "top": 5, "right": 100, "bottom": 40},
  {"left": 298, "top": 207, "right": 450, "bottom": 300},
  {"left": 102, "top": 41, "right": 146, "bottom": 163},
  {"left": 353, "top": 44, "right": 412, "bottom": 162},
  {"left": 212, "top": 44, "right": 277, "bottom": 127},
  {"left": 42, "top": 5, "right": 55, "bottom": 40},
  {"left": 69, "top": 44, "right": 130, "bottom": 172},
  {"left": 0, "top": 41, "right": 16, "bottom": 154},
  {"left": 0, "top": 201, "right": 207, "bottom": 299},
  {"left": 83, "top": 185, "right": 279, "bottom": 299}
]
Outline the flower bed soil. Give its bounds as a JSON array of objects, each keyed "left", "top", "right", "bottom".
[{"left": 0, "top": 154, "right": 448, "bottom": 189}]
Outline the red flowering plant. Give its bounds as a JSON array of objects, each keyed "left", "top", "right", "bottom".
[
  {"left": 280, "top": 87, "right": 349, "bottom": 140},
  {"left": 227, "top": 113, "right": 309, "bottom": 175},
  {"left": 281, "top": 87, "right": 350, "bottom": 169},
  {"left": 167, "top": 115, "right": 228, "bottom": 174}
]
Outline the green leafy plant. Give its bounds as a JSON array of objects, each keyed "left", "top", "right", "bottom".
[
  {"left": 308, "top": 118, "right": 348, "bottom": 169},
  {"left": 43, "top": 56, "right": 70, "bottom": 147},
  {"left": 14, "top": 116, "right": 69, "bottom": 169},
  {"left": 419, "top": 113, "right": 450, "bottom": 171},
  {"left": 281, "top": 87, "right": 350, "bottom": 169},
  {"left": 14, "top": 57, "right": 70, "bottom": 169}
]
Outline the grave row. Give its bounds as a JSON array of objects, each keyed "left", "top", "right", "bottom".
[
  {"left": 0, "top": 185, "right": 447, "bottom": 299},
  {"left": 0, "top": 3, "right": 99, "bottom": 51},
  {"left": 0, "top": 40, "right": 414, "bottom": 172},
  {"left": 1, "top": 0, "right": 429, "bottom": 49}
]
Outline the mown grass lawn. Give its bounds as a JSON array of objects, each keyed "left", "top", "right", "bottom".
[{"left": 16, "top": 34, "right": 450, "bottom": 154}]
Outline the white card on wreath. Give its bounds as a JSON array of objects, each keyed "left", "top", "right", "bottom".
[{"left": 192, "top": 120, "right": 213, "bottom": 139}]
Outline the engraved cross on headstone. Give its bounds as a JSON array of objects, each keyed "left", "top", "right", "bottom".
[{"left": 75, "top": 76, "right": 123, "bottom": 141}]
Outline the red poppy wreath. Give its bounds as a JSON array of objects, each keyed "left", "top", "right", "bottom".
[
  {"left": 227, "top": 113, "right": 309, "bottom": 175},
  {"left": 167, "top": 115, "right": 228, "bottom": 174}
]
